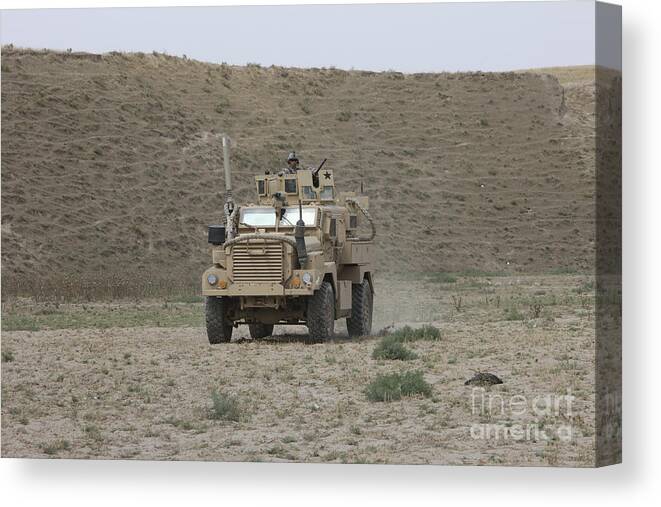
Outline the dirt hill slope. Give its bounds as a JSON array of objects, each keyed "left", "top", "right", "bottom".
[{"left": 1, "top": 49, "right": 607, "bottom": 298}]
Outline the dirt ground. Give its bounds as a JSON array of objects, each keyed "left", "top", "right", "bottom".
[{"left": 1, "top": 274, "right": 597, "bottom": 466}]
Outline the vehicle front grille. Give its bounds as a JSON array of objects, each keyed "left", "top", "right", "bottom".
[{"left": 231, "top": 242, "right": 283, "bottom": 282}]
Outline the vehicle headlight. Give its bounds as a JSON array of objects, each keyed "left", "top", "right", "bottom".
[
  {"left": 301, "top": 272, "right": 313, "bottom": 285},
  {"left": 207, "top": 274, "right": 218, "bottom": 285}
]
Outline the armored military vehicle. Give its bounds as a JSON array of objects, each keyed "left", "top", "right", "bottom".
[{"left": 202, "top": 136, "right": 375, "bottom": 343}]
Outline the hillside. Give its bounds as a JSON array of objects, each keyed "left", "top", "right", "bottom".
[{"left": 1, "top": 48, "right": 612, "bottom": 298}]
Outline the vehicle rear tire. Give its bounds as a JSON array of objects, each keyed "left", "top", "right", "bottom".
[
  {"left": 248, "top": 323, "right": 274, "bottom": 340},
  {"left": 346, "top": 278, "right": 373, "bottom": 337},
  {"left": 206, "top": 297, "right": 233, "bottom": 344},
  {"left": 306, "top": 281, "right": 335, "bottom": 342}
]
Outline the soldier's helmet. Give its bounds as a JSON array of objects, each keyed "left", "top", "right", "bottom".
[{"left": 287, "top": 152, "right": 298, "bottom": 163}]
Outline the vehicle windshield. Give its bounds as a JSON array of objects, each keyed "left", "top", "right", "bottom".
[{"left": 240, "top": 207, "right": 317, "bottom": 228}]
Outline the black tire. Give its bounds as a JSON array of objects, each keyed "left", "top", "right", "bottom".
[
  {"left": 346, "top": 278, "right": 373, "bottom": 337},
  {"left": 248, "top": 323, "right": 274, "bottom": 340},
  {"left": 306, "top": 281, "right": 335, "bottom": 342},
  {"left": 206, "top": 297, "right": 233, "bottom": 344}
]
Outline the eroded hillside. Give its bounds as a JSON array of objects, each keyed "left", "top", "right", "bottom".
[{"left": 1, "top": 49, "right": 610, "bottom": 297}]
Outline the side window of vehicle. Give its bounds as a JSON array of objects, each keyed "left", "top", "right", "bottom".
[
  {"left": 284, "top": 178, "right": 297, "bottom": 194},
  {"left": 330, "top": 218, "right": 337, "bottom": 238}
]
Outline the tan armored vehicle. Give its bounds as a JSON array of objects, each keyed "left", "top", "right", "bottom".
[{"left": 202, "top": 136, "right": 375, "bottom": 343}]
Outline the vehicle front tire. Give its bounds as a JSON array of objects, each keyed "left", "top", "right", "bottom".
[
  {"left": 248, "top": 323, "right": 274, "bottom": 340},
  {"left": 206, "top": 297, "right": 233, "bottom": 344},
  {"left": 306, "top": 281, "right": 335, "bottom": 342},
  {"left": 346, "top": 278, "right": 373, "bottom": 337}
]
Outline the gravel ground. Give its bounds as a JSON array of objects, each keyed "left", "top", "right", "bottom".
[{"left": 1, "top": 275, "right": 597, "bottom": 466}]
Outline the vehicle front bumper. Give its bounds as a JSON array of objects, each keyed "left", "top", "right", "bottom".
[
  {"left": 203, "top": 283, "right": 314, "bottom": 297},
  {"left": 202, "top": 268, "right": 318, "bottom": 297}
]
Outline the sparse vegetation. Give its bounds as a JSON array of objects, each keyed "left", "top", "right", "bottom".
[
  {"left": 41, "top": 439, "right": 71, "bottom": 455},
  {"left": 427, "top": 272, "right": 457, "bottom": 284},
  {"left": 83, "top": 424, "right": 104, "bottom": 442},
  {"left": 1, "top": 301, "right": 203, "bottom": 331},
  {"left": 384, "top": 325, "right": 442, "bottom": 343},
  {"left": 504, "top": 306, "right": 525, "bottom": 321},
  {"left": 209, "top": 389, "right": 243, "bottom": 422},
  {"left": 372, "top": 335, "right": 418, "bottom": 361},
  {"left": 1, "top": 273, "right": 599, "bottom": 465},
  {"left": 365, "top": 371, "right": 432, "bottom": 402},
  {"left": 458, "top": 269, "right": 508, "bottom": 278},
  {"left": 165, "top": 417, "right": 196, "bottom": 431},
  {"left": 451, "top": 295, "right": 463, "bottom": 312},
  {"left": 574, "top": 280, "right": 595, "bottom": 294},
  {"left": 2, "top": 350, "right": 15, "bottom": 362}
]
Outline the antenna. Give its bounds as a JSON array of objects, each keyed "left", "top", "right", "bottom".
[
  {"left": 222, "top": 134, "right": 234, "bottom": 214},
  {"left": 222, "top": 135, "right": 232, "bottom": 193}
]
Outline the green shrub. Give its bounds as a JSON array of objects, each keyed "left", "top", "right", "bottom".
[
  {"left": 365, "top": 371, "right": 432, "bottom": 402},
  {"left": 41, "top": 439, "right": 71, "bottom": 455},
  {"left": 399, "top": 370, "right": 433, "bottom": 398},
  {"left": 385, "top": 325, "right": 441, "bottom": 343},
  {"left": 1, "top": 350, "right": 15, "bottom": 362},
  {"left": 365, "top": 373, "right": 402, "bottom": 402},
  {"left": 84, "top": 424, "right": 104, "bottom": 442},
  {"left": 504, "top": 307, "right": 525, "bottom": 321},
  {"left": 209, "top": 390, "right": 242, "bottom": 422},
  {"left": 372, "top": 335, "right": 417, "bottom": 361}
]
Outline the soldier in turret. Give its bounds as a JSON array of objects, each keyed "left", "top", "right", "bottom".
[{"left": 281, "top": 152, "right": 300, "bottom": 174}]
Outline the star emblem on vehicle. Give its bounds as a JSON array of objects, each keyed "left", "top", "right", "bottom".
[{"left": 323, "top": 171, "right": 331, "bottom": 180}]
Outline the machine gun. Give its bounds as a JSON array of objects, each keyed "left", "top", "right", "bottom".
[{"left": 312, "top": 158, "right": 327, "bottom": 186}]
